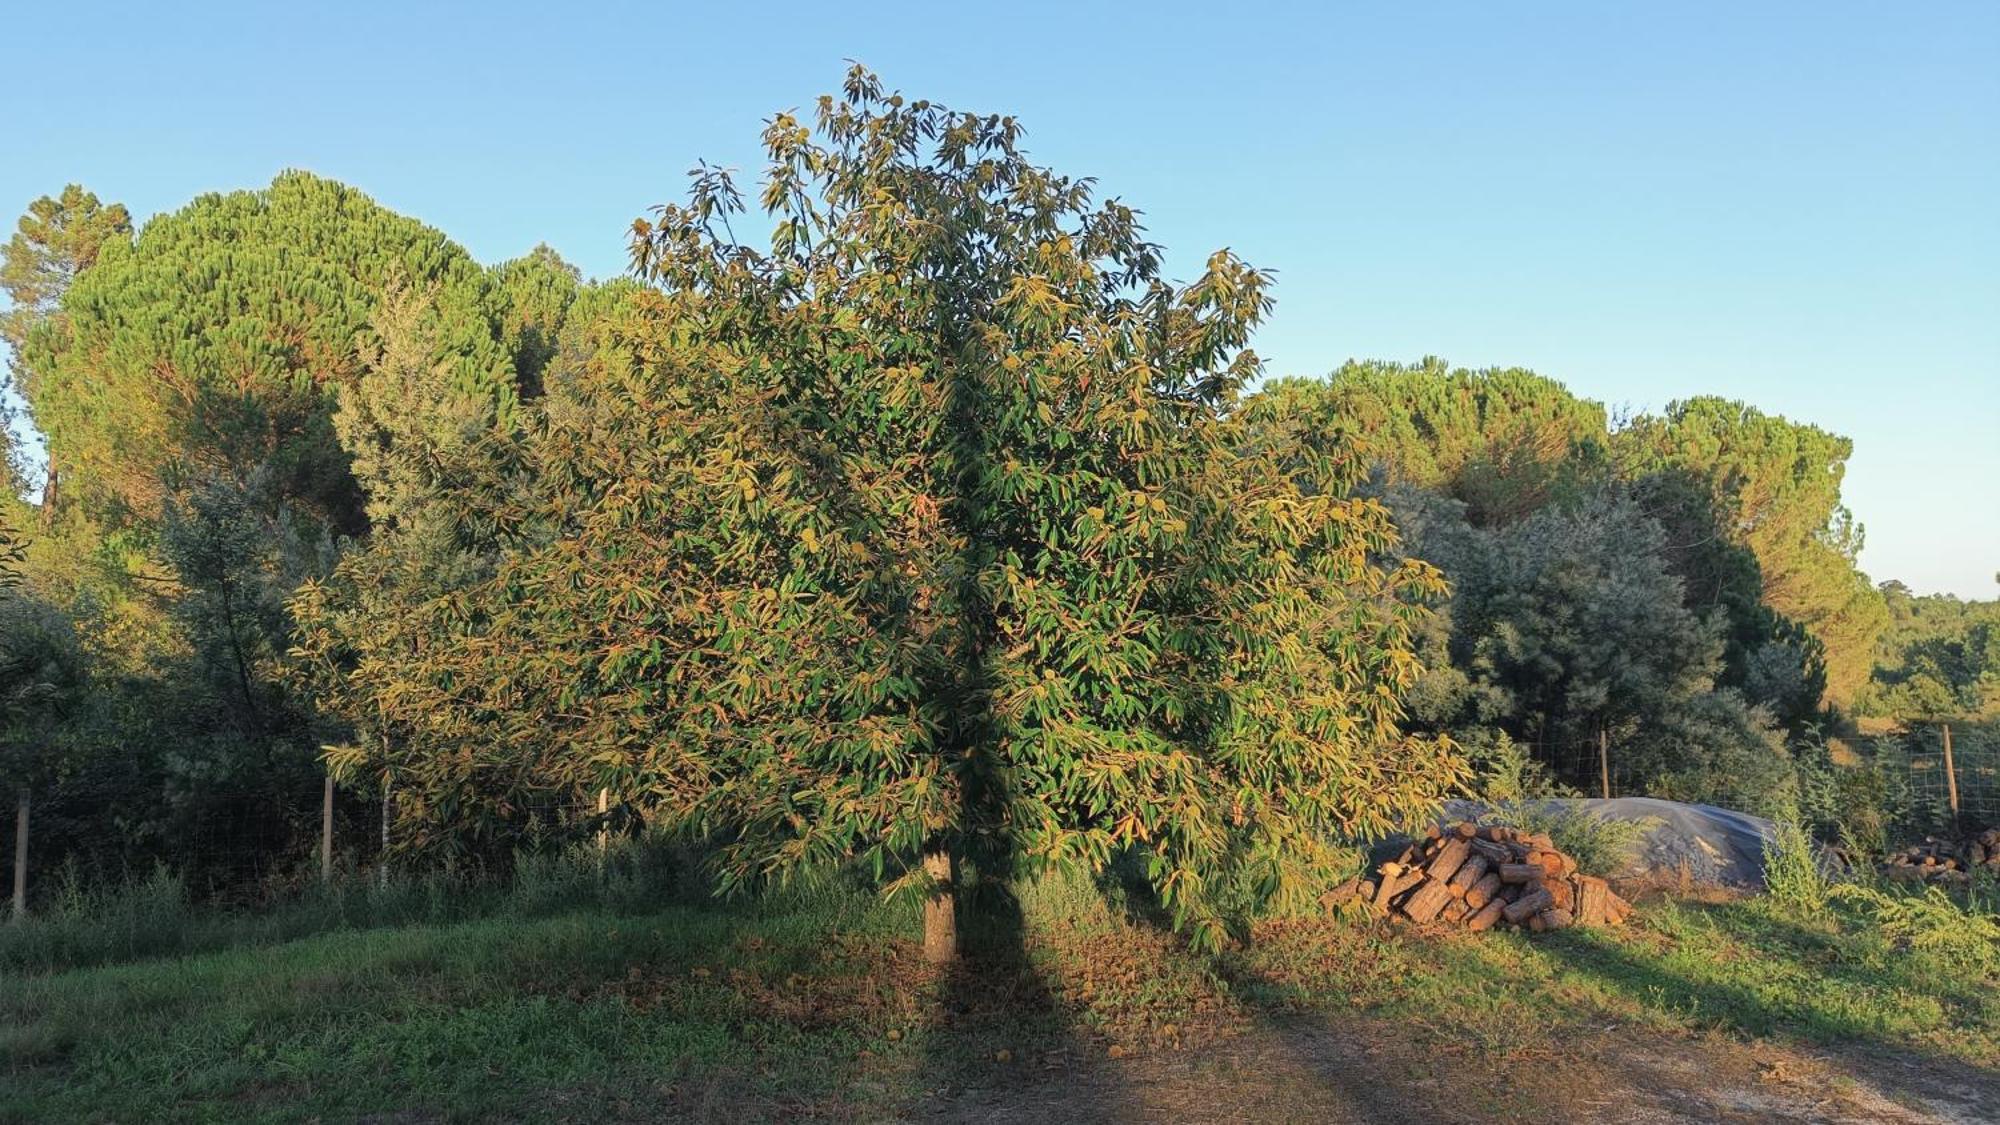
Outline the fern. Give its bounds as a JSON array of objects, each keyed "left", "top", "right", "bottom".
[{"left": 1831, "top": 883, "right": 2000, "bottom": 971}]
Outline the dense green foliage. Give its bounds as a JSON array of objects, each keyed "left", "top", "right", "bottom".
[
  {"left": 0, "top": 173, "right": 582, "bottom": 890},
  {"left": 1391, "top": 485, "right": 1793, "bottom": 813},
  {"left": 1856, "top": 581, "right": 2000, "bottom": 719},
  {"left": 1245, "top": 362, "right": 1883, "bottom": 813},
  {"left": 0, "top": 184, "right": 131, "bottom": 366},
  {"left": 1258, "top": 359, "right": 1607, "bottom": 525},
  {"left": 294, "top": 72, "right": 1462, "bottom": 944},
  {"left": 1615, "top": 397, "right": 1888, "bottom": 704},
  {"left": 0, "top": 72, "right": 1977, "bottom": 925}
]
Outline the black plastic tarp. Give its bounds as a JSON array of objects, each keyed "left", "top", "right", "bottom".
[{"left": 1433, "top": 797, "right": 1805, "bottom": 890}]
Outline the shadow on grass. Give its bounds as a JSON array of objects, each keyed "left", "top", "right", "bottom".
[
  {"left": 911, "top": 881, "right": 1159, "bottom": 1123},
  {"left": 1729, "top": 904, "right": 2000, "bottom": 1020},
  {"left": 1535, "top": 921, "right": 2000, "bottom": 1101},
  {"left": 1192, "top": 914, "right": 1998, "bottom": 1124}
]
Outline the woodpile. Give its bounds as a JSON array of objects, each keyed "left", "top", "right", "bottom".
[
  {"left": 1325, "top": 821, "right": 1633, "bottom": 932},
  {"left": 1877, "top": 829, "right": 2000, "bottom": 886}
]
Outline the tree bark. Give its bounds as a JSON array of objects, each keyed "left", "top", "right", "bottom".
[
  {"left": 1576, "top": 876, "right": 1609, "bottom": 926},
  {"left": 1464, "top": 871, "right": 1503, "bottom": 909},
  {"left": 1401, "top": 876, "right": 1454, "bottom": 923},
  {"left": 1502, "top": 887, "right": 1555, "bottom": 925},
  {"left": 378, "top": 778, "right": 393, "bottom": 889},
  {"left": 1424, "top": 837, "right": 1473, "bottom": 884},
  {"left": 1446, "top": 855, "right": 1489, "bottom": 895},
  {"left": 922, "top": 846, "right": 957, "bottom": 963},
  {"left": 1466, "top": 896, "right": 1507, "bottom": 932},
  {"left": 595, "top": 786, "right": 610, "bottom": 866}
]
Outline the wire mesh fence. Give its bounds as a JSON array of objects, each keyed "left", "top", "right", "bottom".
[
  {"left": 5, "top": 775, "right": 628, "bottom": 919},
  {"left": 1533, "top": 736, "right": 1624, "bottom": 799},
  {"left": 13, "top": 722, "right": 1999, "bottom": 918},
  {"left": 1893, "top": 723, "right": 1999, "bottom": 834}
]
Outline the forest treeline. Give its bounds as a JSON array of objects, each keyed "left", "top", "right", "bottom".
[{"left": 2, "top": 73, "right": 1993, "bottom": 930}]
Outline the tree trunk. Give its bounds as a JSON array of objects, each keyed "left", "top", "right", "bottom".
[
  {"left": 1502, "top": 887, "right": 1555, "bottom": 925},
  {"left": 1401, "top": 876, "right": 1454, "bottom": 923},
  {"left": 922, "top": 846, "right": 957, "bottom": 963},
  {"left": 1466, "top": 895, "right": 1507, "bottom": 932},
  {"left": 11, "top": 790, "right": 27, "bottom": 923}
]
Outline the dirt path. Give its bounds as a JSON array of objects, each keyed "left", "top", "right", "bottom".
[{"left": 915, "top": 1018, "right": 2000, "bottom": 1124}]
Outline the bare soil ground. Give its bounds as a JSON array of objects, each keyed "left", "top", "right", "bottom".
[{"left": 913, "top": 1022, "right": 1999, "bottom": 1125}]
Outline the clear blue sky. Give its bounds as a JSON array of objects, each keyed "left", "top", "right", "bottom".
[{"left": 9, "top": 1, "right": 1996, "bottom": 596}]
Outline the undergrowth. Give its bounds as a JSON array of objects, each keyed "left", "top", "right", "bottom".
[{"left": 1476, "top": 805, "right": 1648, "bottom": 877}]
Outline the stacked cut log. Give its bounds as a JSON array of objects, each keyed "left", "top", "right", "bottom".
[
  {"left": 1877, "top": 829, "right": 2000, "bottom": 886},
  {"left": 1324, "top": 821, "right": 1633, "bottom": 932}
]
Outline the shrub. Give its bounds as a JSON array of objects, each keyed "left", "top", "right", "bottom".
[
  {"left": 1479, "top": 805, "right": 1646, "bottom": 878},
  {"left": 1464, "top": 731, "right": 1572, "bottom": 803},
  {"left": 1831, "top": 882, "right": 2000, "bottom": 972},
  {"left": 1792, "top": 729, "right": 1905, "bottom": 861},
  {"left": 1764, "top": 820, "right": 1831, "bottom": 915}
]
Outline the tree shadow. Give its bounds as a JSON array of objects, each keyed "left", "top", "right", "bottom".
[
  {"left": 911, "top": 883, "right": 1442, "bottom": 1124},
  {"left": 1535, "top": 922, "right": 2000, "bottom": 1110},
  {"left": 1081, "top": 870, "right": 2000, "bottom": 1124}
]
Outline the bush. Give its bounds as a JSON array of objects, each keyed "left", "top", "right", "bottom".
[
  {"left": 1764, "top": 820, "right": 1831, "bottom": 915},
  {"left": 1792, "top": 730, "right": 1906, "bottom": 861},
  {"left": 1464, "top": 731, "right": 1572, "bottom": 803},
  {"left": 1831, "top": 882, "right": 2000, "bottom": 972}
]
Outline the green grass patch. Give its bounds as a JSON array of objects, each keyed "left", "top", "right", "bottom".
[{"left": 4, "top": 866, "right": 1996, "bottom": 1122}]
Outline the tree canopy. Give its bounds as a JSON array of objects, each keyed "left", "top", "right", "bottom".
[
  {"left": 0, "top": 71, "right": 1957, "bottom": 924},
  {"left": 1258, "top": 359, "right": 1608, "bottom": 525},
  {"left": 294, "top": 69, "right": 1464, "bottom": 946},
  {"left": 17, "top": 172, "right": 512, "bottom": 538},
  {"left": 1615, "top": 397, "right": 1887, "bottom": 704}
]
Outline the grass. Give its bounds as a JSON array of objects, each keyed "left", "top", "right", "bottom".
[
  {"left": 3, "top": 855, "right": 1998, "bottom": 1123},
  {"left": 1244, "top": 894, "right": 1998, "bottom": 1059},
  {"left": 1474, "top": 803, "right": 1651, "bottom": 877}
]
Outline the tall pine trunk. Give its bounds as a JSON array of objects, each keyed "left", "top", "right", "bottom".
[{"left": 922, "top": 846, "right": 957, "bottom": 962}]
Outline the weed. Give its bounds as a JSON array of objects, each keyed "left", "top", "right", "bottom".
[
  {"left": 1830, "top": 882, "right": 2000, "bottom": 972},
  {"left": 1478, "top": 805, "right": 1646, "bottom": 877},
  {"left": 1763, "top": 820, "right": 1831, "bottom": 915}
]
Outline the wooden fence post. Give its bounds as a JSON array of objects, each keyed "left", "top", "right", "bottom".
[
  {"left": 1598, "top": 729, "right": 1612, "bottom": 800},
  {"left": 595, "top": 787, "right": 610, "bottom": 861},
  {"left": 10, "top": 789, "right": 26, "bottom": 923},
  {"left": 321, "top": 774, "right": 335, "bottom": 884},
  {"left": 1942, "top": 723, "right": 1960, "bottom": 830},
  {"left": 379, "top": 777, "right": 393, "bottom": 888}
]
